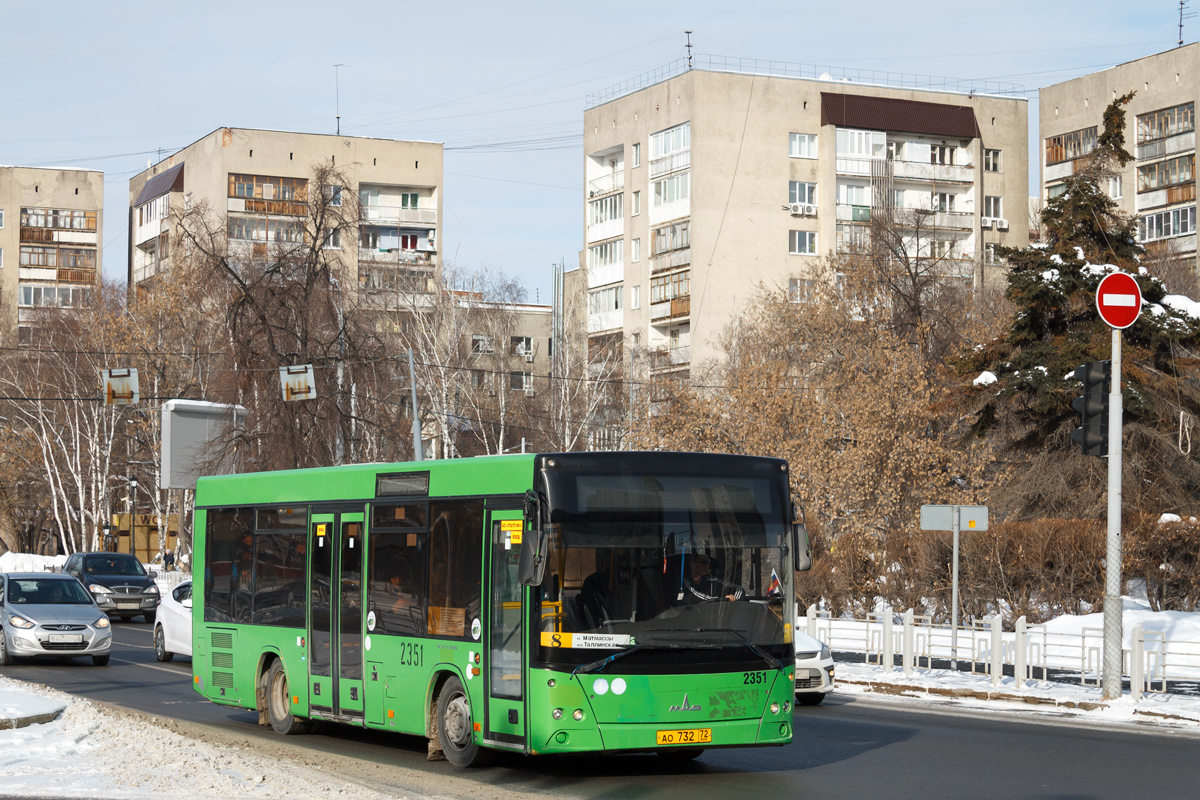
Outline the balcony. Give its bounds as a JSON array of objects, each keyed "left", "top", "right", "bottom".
[
  {"left": 1137, "top": 131, "right": 1195, "bottom": 161},
  {"left": 359, "top": 248, "right": 435, "bottom": 266},
  {"left": 588, "top": 261, "right": 624, "bottom": 289},
  {"left": 21, "top": 228, "right": 99, "bottom": 245},
  {"left": 650, "top": 296, "right": 690, "bottom": 321},
  {"left": 649, "top": 345, "right": 691, "bottom": 370},
  {"left": 890, "top": 160, "right": 974, "bottom": 184},
  {"left": 362, "top": 205, "right": 438, "bottom": 225},
  {"left": 58, "top": 268, "right": 96, "bottom": 284},
  {"left": 650, "top": 246, "right": 691, "bottom": 273},
  {"left": 588, "top": 171, "right": 625, "bottom": 196},
  {"left": 649, "top": 150, "right": 691, "bottom": 178},
  {"left": 228, "top": 197, "right": 308, "bottom": 217},
  {"left": 836, "top": 204, "right": 873, "bottom": 223}
]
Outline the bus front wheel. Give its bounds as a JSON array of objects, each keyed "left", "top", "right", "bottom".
[
  {"left": 265, "top": 660, "right": 310, "bottom": 735},
  {"left": 436, "top": 675, "right": 493, "bottom": 768}
]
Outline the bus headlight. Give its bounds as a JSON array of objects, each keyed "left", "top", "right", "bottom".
[
  {"left": 770, "top": 702, "right": 780, "bottom": 715},
  {"left": 552, "top": 708, "right": 563, "bottom": 720},
  {"left": 572, "top": 709, "right": 584, "bottom": 721}
]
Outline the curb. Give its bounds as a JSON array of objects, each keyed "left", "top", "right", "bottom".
[
  {"left": 841, "top": 678, "right": 1200, "bottom": 725},
  {"left": 0, "top": 707, "right": 64, "bottom": 730}
]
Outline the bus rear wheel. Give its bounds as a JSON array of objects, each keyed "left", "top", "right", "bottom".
[
  {"left": 265, "top": 660, "right": 310, "bottom": 735},
  {"left": 436, "top": 675, "right": 493, "bottom": 768}
]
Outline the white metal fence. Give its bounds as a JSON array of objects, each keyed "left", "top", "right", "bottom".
[{"left": 803, "top": 605, "right": 1200, "bottom": 700}]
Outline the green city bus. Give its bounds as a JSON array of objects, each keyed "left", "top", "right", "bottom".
[{"left": 192, "top": 450, "right": 811, "bottom": 766}]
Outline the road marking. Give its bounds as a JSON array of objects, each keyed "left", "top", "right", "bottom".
[
  {"left": 111, "top": 657, "right": 191, "bottom": 676},
  {"left": 1102, "top": 294, "right": 1137, "bottom": 307}
]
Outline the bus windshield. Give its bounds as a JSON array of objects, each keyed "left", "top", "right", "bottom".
[{"left": 536, "top": 459, "right": 793, "bottom": 669}]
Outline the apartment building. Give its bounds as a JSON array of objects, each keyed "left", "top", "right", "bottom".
[
  {"left": 127, "top": 128, "right": 443, "bottom": 310},
  {"left": 1040, "top": 44, "right": 1199, "bottom": 266},
  {"left": 0, "top": 166, "right": 103, "bottom": 342},
  {"left": 579, "top": 59, "right": 1029, "bottom": 377}
]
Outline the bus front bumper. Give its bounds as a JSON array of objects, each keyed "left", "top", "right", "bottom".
[{"left": 536, "top": 717, "right": 792, "bottom": 755}]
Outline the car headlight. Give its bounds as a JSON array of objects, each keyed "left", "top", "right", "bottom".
[
  {"left": 146, "top": 585, "right": 159, "bottom": 595},
  {"left": 88, "top": 584, "right": 111, "bottom": 595},
  {"left": 94, "top": 616, "right": 111, "bottom": 629},
  {"left": 820, "top": 643, "right": 831, "bottom": 660},
  {"left": 7, "top": 614, "right": 34, "bottom": 629}
]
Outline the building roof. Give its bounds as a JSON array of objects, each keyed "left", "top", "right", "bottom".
[
  {"left": 820, "top": 92, "right": 981, "bottom": 139},
  {"left": 134, "top": 163, "right": 185, "bottom": 206}
]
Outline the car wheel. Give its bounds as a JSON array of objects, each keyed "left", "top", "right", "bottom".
[
  {"left": 143, "top": 611, "right": 156, "bottom": 625},
  {"left": 0, "top": 635, "right": 12, "bottom": 666},
  {"left": 265, "top": 660, "right": 310, "bottom": 735},
  {"left": 92, "top": 654, "right": 110, "bottom": 666},
  {"left": 797, "top": 692, "right": 825, "bottom": 706},
  {"left": 154, "top": 625, "right": 173, "bottom": 662},
  {"left": 436, "top": 675, "right": 493, "bottom": 767}
]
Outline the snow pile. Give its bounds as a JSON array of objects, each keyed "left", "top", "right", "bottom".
[
  {"left": 973, "top": 371, "right": 998, "bottom": 387},
  {"left": 0, "top": 678, "right": 401, "bottom": 800},
  {"left": 0, "top": 552, "right": 65, "bottom": 573}
]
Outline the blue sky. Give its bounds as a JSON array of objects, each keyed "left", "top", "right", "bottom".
[{"left": 1, "top": 1, "right": 1186, "bottom": 302}]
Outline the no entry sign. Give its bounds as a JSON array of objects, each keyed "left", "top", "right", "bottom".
[{"left": 1095, "top": 272, "right": 1143, "bottom": 329}]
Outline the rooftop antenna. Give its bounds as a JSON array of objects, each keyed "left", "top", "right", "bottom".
[
  {"left": 334, "top": 63, "right": 345, "bottom": 135},
  {"left": 1181, "top": 0, "right": 1196, "bottom": 46},
  {"left": 685, "top": 30, "right": 694, "bottom": 69}
]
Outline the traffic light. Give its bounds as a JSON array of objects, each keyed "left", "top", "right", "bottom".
[{"left": 1071, "top": 360, "right": 1111, "bottom": 457}]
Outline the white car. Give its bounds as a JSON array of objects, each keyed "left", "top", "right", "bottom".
[
  {"left": 154, "top": 580, "right": 192, "bottom": 662},
  {"left": 794, "top": 629, "right": 835, "bottom": 705}
]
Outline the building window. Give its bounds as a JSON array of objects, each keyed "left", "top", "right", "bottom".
[
  {"left": 931, "top": 239, "right": 957, "bottom": 260},
  {"left": 471, "top": 334, "right": 495, "bottom": 354},
  {"left": 839, "top": 183, "right": 868, "bottom": 206},
  {"left": 400, "top": 192, "right": 419, "bottom": 209},
  {"left": 510, "top": 372, "right": 533, "bottom": 392},
  {"left": 588, "top": 239, "right": 623, "bottom": 268},
  {"left": 652, "top": 172, "right": 689, "bottom": 206},
  {"left": 0, "top": 248, "right": 3, "bottom": 268},
  {"left": 324, "top": 228, "right": 341, "bottom": 249},
  {"left": 1047, "top": 183, "right": 1067, "bottom": 200},
  {"left": 651, "top": 122, "right": 690, "bottom": 159},
  {"left": 652, "top": 220, "right": 690, "bottom": 254},
  {"left": 228, "top": 174, "right": 308, "bottom": 202},
  {"left": 632, "top": 238, "right": 641, "bottom": 262},
  {"left": 1045, "top": 127, "right": 1098, "bottom": 165},
  {"left": 324, "top": 185, "right": 343, "bottom": 206},
  {"left": 631, "top": 284, "right": 641, "bottom": 309},
  {"left": 789, "top": 181, "right": 817, "bottom": 205},
  {"left": 632, "top": 142, "right": 641, "bottom": 168},
  {"left": 985, "top": 149, "right": 1002, "bottom": 172},
  {"left": 789, "top": 133, "right": 818, "bottom": 159},
  {"left": 789, "top": 230, "right": 817, "bottom": 255},
  {"left": 20, "top": 208, "right": 97, "bottom": 231},
  {"left": 930, "top": 145, "right": 955, "bottom": 166},
  {"left": 984, "top": 243, "right": 1000, "bottom": 265},
  {"left": 632, "top": 190, "right": 641, "bottom": 216},
  {"left": 650, "top": 270, "right": 689, "bottom": 303},
  {"left": 1138, "top": 206, "right": 1196, "bottom": 242},
  {"left": 18, "top": 283, "right": 87, "bottom": 308},
  {"left": 984, "top": 196, "right": 1003, "bottom": 219},
  {"left": 588, "top": 286, "right": 622, "bottom": 314},
  {"left": 837, "top": 129, "right": 886, "bottom": 158},
  {"left": 933, "top": 192, "right": 956, "bottom": 212},
  {"left": 1137, "top": 154, "right": 1194, "bottom": 192},
  {"left": 1136, "top": 102, "right": 1195, "bottom": 144},
  {"left": 788, "top": 277, "right": 814, "bottom": 303},
  {"left": 0, "top": 209, "right": 5, "bottom": 228},
  {"left": 510, "top": 336, "right": 532, "bottom": 356},
  {"left": 1109, "top": 176, "right": 1123, "bottom": 199},
  {"left": 588, "top": 194, "right": 622, "bottom": 226}
]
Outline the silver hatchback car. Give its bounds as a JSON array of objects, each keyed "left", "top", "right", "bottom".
[{"left": 0, "top": 573, "right": 113, "bottom": 666}]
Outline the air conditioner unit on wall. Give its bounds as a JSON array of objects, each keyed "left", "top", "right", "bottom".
[
  {"left": 524, "top": 388, "right": 536, "bottom": 398},
  {"left": 789, "top": 202, "right": 803, "bottom": 215},
  {"left": 980, "top": 217, "right": 993, "bottom": 229},
  {"left": 996, "top": 218, "right": 1010, "bottom": 231},
  {"left": 803, "top": 204, "right": 817, "bottom": 216},
  {"left": 524, "top": 353, "right": 535, "bottom": 363}
]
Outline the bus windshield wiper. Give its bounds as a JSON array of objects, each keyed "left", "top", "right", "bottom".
[
  {"left": 572, "top": 643, "right": 647, "bottom": 675},
  {"left": 637, "top": 627, "right": 782, "bottom": 671}
]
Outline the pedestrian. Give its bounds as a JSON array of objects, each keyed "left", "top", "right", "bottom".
[{"left": 163, "top": 548, "right": 176, "bottom": 572}]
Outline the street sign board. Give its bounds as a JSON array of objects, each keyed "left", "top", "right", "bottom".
[
  {"left": 161, "top": 400, "right": 247, "bottom": 490},
  {"left": 1096, "top": 272, "right": 1142, "bottom": 330},
  {"left": 919, "top": 504, "right": 989, "bottom": 531}
]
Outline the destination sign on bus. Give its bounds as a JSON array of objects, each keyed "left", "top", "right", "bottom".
[{"left": 540, "top": 632, "right": 636, "bottom": 649}]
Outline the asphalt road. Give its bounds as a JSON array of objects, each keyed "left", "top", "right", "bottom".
[{"left": 7, "top": 621, "right": 1200, "bottom": 800}]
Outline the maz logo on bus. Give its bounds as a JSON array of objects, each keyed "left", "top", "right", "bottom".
[{"left": 669, "top": 693, "right": 701, "bottom": 712}]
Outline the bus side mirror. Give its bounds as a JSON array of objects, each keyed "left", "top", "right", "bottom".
[
  {"left": 793, "top": 523, "right": 812, "bottom": 573},
  {"left": 519, "top": 489, "right": 547, "bottom": 586}
]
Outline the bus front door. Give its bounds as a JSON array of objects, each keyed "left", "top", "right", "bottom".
[
  {"left": 484, "top": 509, "right": 526, "bottom": 749},
  {"left": 308, "top": 508, "right": 366, "bottom": 721}
]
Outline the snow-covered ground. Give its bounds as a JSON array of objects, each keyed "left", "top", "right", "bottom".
[{"left": 3, "top": 552, "right": 1200, "bottom": 798}]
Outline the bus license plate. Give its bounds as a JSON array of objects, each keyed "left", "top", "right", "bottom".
[
  {"left": 48, "top": 634, "right": 83, "bottom": 643},
  {"left": 656, "top": 728, "right": 711, "bottom": 746}
]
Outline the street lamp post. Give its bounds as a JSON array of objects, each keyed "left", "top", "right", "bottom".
[
  {"left": 101, "top": 523, "right": 113, "bottom": 552},
  {"left": 129, "top": 477, "right": 138, "bottom": 557}
]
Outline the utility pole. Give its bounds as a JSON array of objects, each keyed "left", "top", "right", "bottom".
[
  {"left": 334, "top": 63, "right": 344, "bottom": 135},
  {"left": 685, "top": 30, "right": 694, "bottom": 70},
  {"left": 1181, "top": 1, "right": 1196, "bottom": 46}
]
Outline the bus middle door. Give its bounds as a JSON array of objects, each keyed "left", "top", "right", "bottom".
[
  {"left": 308, "top": 508, "right": 366, "bottom": 721},
  {"left": 484, "top": 509, "right": 526, "bottom": 749}
]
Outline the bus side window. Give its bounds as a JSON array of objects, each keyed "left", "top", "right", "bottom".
[
  {"left": 369, "top": 529, "right": 427, "bottom": 636},
  {"left": 427, "top": 500, "right": 483, "bottom": 639}
]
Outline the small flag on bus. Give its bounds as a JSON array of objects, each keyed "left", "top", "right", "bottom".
[{"left": 767, "top": 569, "right": 782, "bottom": 596}]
